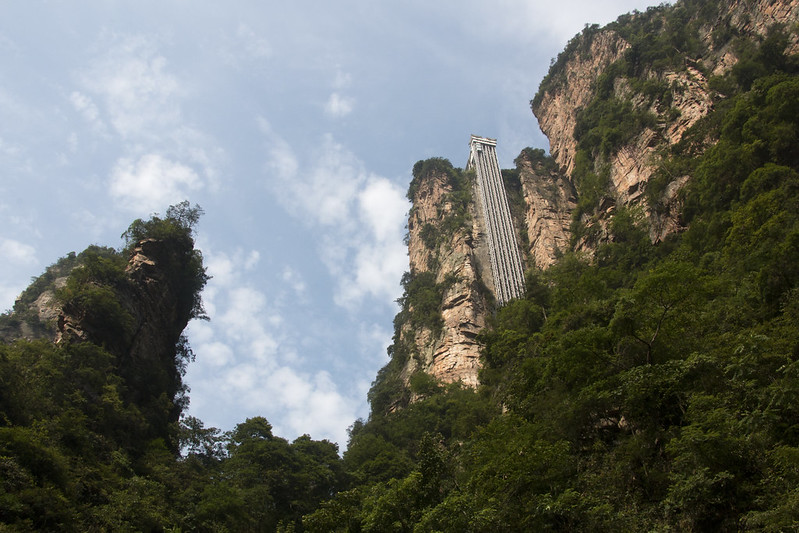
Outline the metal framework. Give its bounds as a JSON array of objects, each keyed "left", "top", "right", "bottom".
[{"left": 467, "top": 135, "right": 525, "bottom": 305}]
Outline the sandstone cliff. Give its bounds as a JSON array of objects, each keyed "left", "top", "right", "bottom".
[
  {"left": 375, "top": 0, "right": 799, "bottom": 409},
  {"left": 0, "top": 212, "right": 207, "bottom": 441},
  {"left": 401, "top": 162, "right": 489, "bottom": 389},
  {"left": 516, "top": 149, "right": 577, "bottom": 269},
  {"left": 532, "top": 0, "right": 799, "bottom": 246}
]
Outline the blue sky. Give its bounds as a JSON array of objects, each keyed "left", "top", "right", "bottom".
[{"left": 0, "top": 1, "right": 660, "bottom": 447}]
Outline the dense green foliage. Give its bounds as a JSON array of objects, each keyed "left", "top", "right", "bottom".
[
  {"left": 304, "top": 5, "right": 799, "bottom": 531},
  {"left": 0, "top": 206, "right": 344, "bottom": 531},
  {"left": 0, "top": 342, "right": 343, "bottom": 532},
  {"left": 122, "top": 201, "right": 211, "bottom": 322},
  {"left": 3, "top": 2, "right": 799, "bottom": 530}
]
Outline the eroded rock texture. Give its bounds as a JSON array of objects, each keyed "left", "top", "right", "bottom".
[
  {"left": 403, "top": 168, "right": 489, "bottom": 388},
  {"left": 516, "top": 151, "right": 577, "bottom": 269},
  {"left": 532, "top": 0, "right": 799, "bottom": 246}
]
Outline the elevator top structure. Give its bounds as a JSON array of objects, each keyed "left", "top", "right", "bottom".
[{"left": 467, "top": 135, "right": 525, "bottom": 305}]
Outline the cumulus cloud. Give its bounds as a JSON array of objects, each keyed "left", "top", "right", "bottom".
[
  {"left": 109, "top": 153, "right": 202, "bottom": 212},
  {"left": 80, "top": 35, "right": 181, "bottom": 140},
  {"left": 324, "top": 92, "right": 354, "bottom": 118},
  {"left": 184, "top": 244, "right": 360, "bottom": 445},
  {"left": 335, "top": 178, "right": 409, "bottom": 308},
  {"left": 76, "top": 34, "right": 223, "bottom": 212},
  {"left": 269, "top": 369, "right": 357, "bottom": 443},
  {"left": 263, "top": 131, "right": 409, "bottom": 311},
  {"left": 0, "top": 238, "right": 36, "bottom": 265}
]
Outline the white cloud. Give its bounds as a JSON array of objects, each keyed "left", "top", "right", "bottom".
[
  {"left": 359, "top": 178, "right": 410, "bottom": 242},
  {"left": 269, "top": 134, "right": 362, "bottom": 227},
  {"left": 0, "top": 238, "right": 36, "bottom": 265},
  {"left": 258, "top": 117, "right": 299, "bottom": 181},
  {"left": 109, "top": 153, "right": 202, "bottom": 212},
  {"left": 333, "top": 178, "right": 408, "bottom": 308},
  {"left": 202, "top": 341, "right": 235, "bottom": 367},
  {"left": 80, "top": 34, "right": 181, "bottom": 140},
  {"left": 264, "top": 131, "right": 409, "bottom": 311},
  {"left": 69, "top": 91, "right": 107, "bottom": 136},
  {"left": 336, "top": 236, "right": 408, "bottom": 309},
  {"left": 184, "top": 244, "right": 360, "bottom": 446},
  {"left": 236, "top": 23, "right": 273, "bottom": 59},
  {"left": 325, "top": 92, "right": 354, "bottom": 118},
  {"left": 282, "top": 266, "right": 307, "bottom": 297},
  {"left": 265, "top": 367, "right": 357, "bottom": 445},
  {"left": 76, "top": 34, "right": 224, "bottom": 212}
]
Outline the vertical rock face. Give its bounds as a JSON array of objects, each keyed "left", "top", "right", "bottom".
[
  {"left": 516, "top": 150, "right": 577, "bottom": 269},
  {"left": 387, "top": 0, "right": 799, "bottom": 402},
  {"left": 532, "top": 0, "right": 799, "bottom": 246},
  {"left": 725, "top": 0, "right": 799, "bottom": 56},
  {"left": 533, "top": 31, "right": 630, "bottom": 179},
  {"left": 403, "top": 166, "right": 489, "bottom": 388}
]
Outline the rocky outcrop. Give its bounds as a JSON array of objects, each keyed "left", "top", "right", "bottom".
[
  {"left": 53, "top": 239, "right": 191, "bottom": 362},
  {"left": 516, "top": 151, "right": 577, "bottom": 269},
  {"left": 534, "top": 30, "right": 629, "bottom": 179},
  {"left": 2, "top": 236, "right": 200, "bottom": 435},
  {"left": 725, "top": 0, "right": 799, "bottom": 56},
  {"left": 532, "top": 0, "right": 799, "bottom": 247},
  {"left": 403, "top": 167, "right": 489, "bottom": 388}
]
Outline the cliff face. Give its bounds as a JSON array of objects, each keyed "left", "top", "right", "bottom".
[
  {"left": 534, "top": 31, "right": 630, "bottom": 180},
  {"left": 532, "top": 0, "right": 799, "bottom": 245},
  {"left": 516, "top": 150, "right": 577, "bottom": 269},
  {"left": 403, "top": 166, "right": 489, "bottom": 388},
  {"left": 379, "top": 0, "right": 799, "bottom": 406},
  {"left": 1, "top": 232, "right": 203, "bottom": 435}
]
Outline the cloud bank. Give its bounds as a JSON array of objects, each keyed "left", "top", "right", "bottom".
[{"left": 260, "top": 122, "right": 409, "bottom": 311}]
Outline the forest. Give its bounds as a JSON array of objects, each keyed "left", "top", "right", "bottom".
[{"left": 2, "top": 1, "right": 799, "bottom": 531}]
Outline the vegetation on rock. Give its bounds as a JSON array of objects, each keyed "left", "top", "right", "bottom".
[{"left": 2, "top": 1, "right": 799, "bottom": 531}]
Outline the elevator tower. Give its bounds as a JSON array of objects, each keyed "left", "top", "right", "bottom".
[{"left": 467, "top": 135, "right": 525, "bottom": 304}]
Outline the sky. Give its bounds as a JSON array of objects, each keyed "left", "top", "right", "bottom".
[{"left": 0, "top": 0, "right": 661, "bottom": 448}]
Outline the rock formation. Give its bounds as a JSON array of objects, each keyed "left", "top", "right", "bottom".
[
  {"left": 516, "top": 150, "right": 576, "bottom": 269},
  {"left": 533, "top": 0, "right": 799, "bottom": 245},
  {"left": 384, "top": 0, "right": 799, "bottom": 404},
  {"left": 0, "top": 231, "right": 205, "bottom": 440},
  {"left": 402, "top": 163, "right": 489, "bottom": 389}
]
